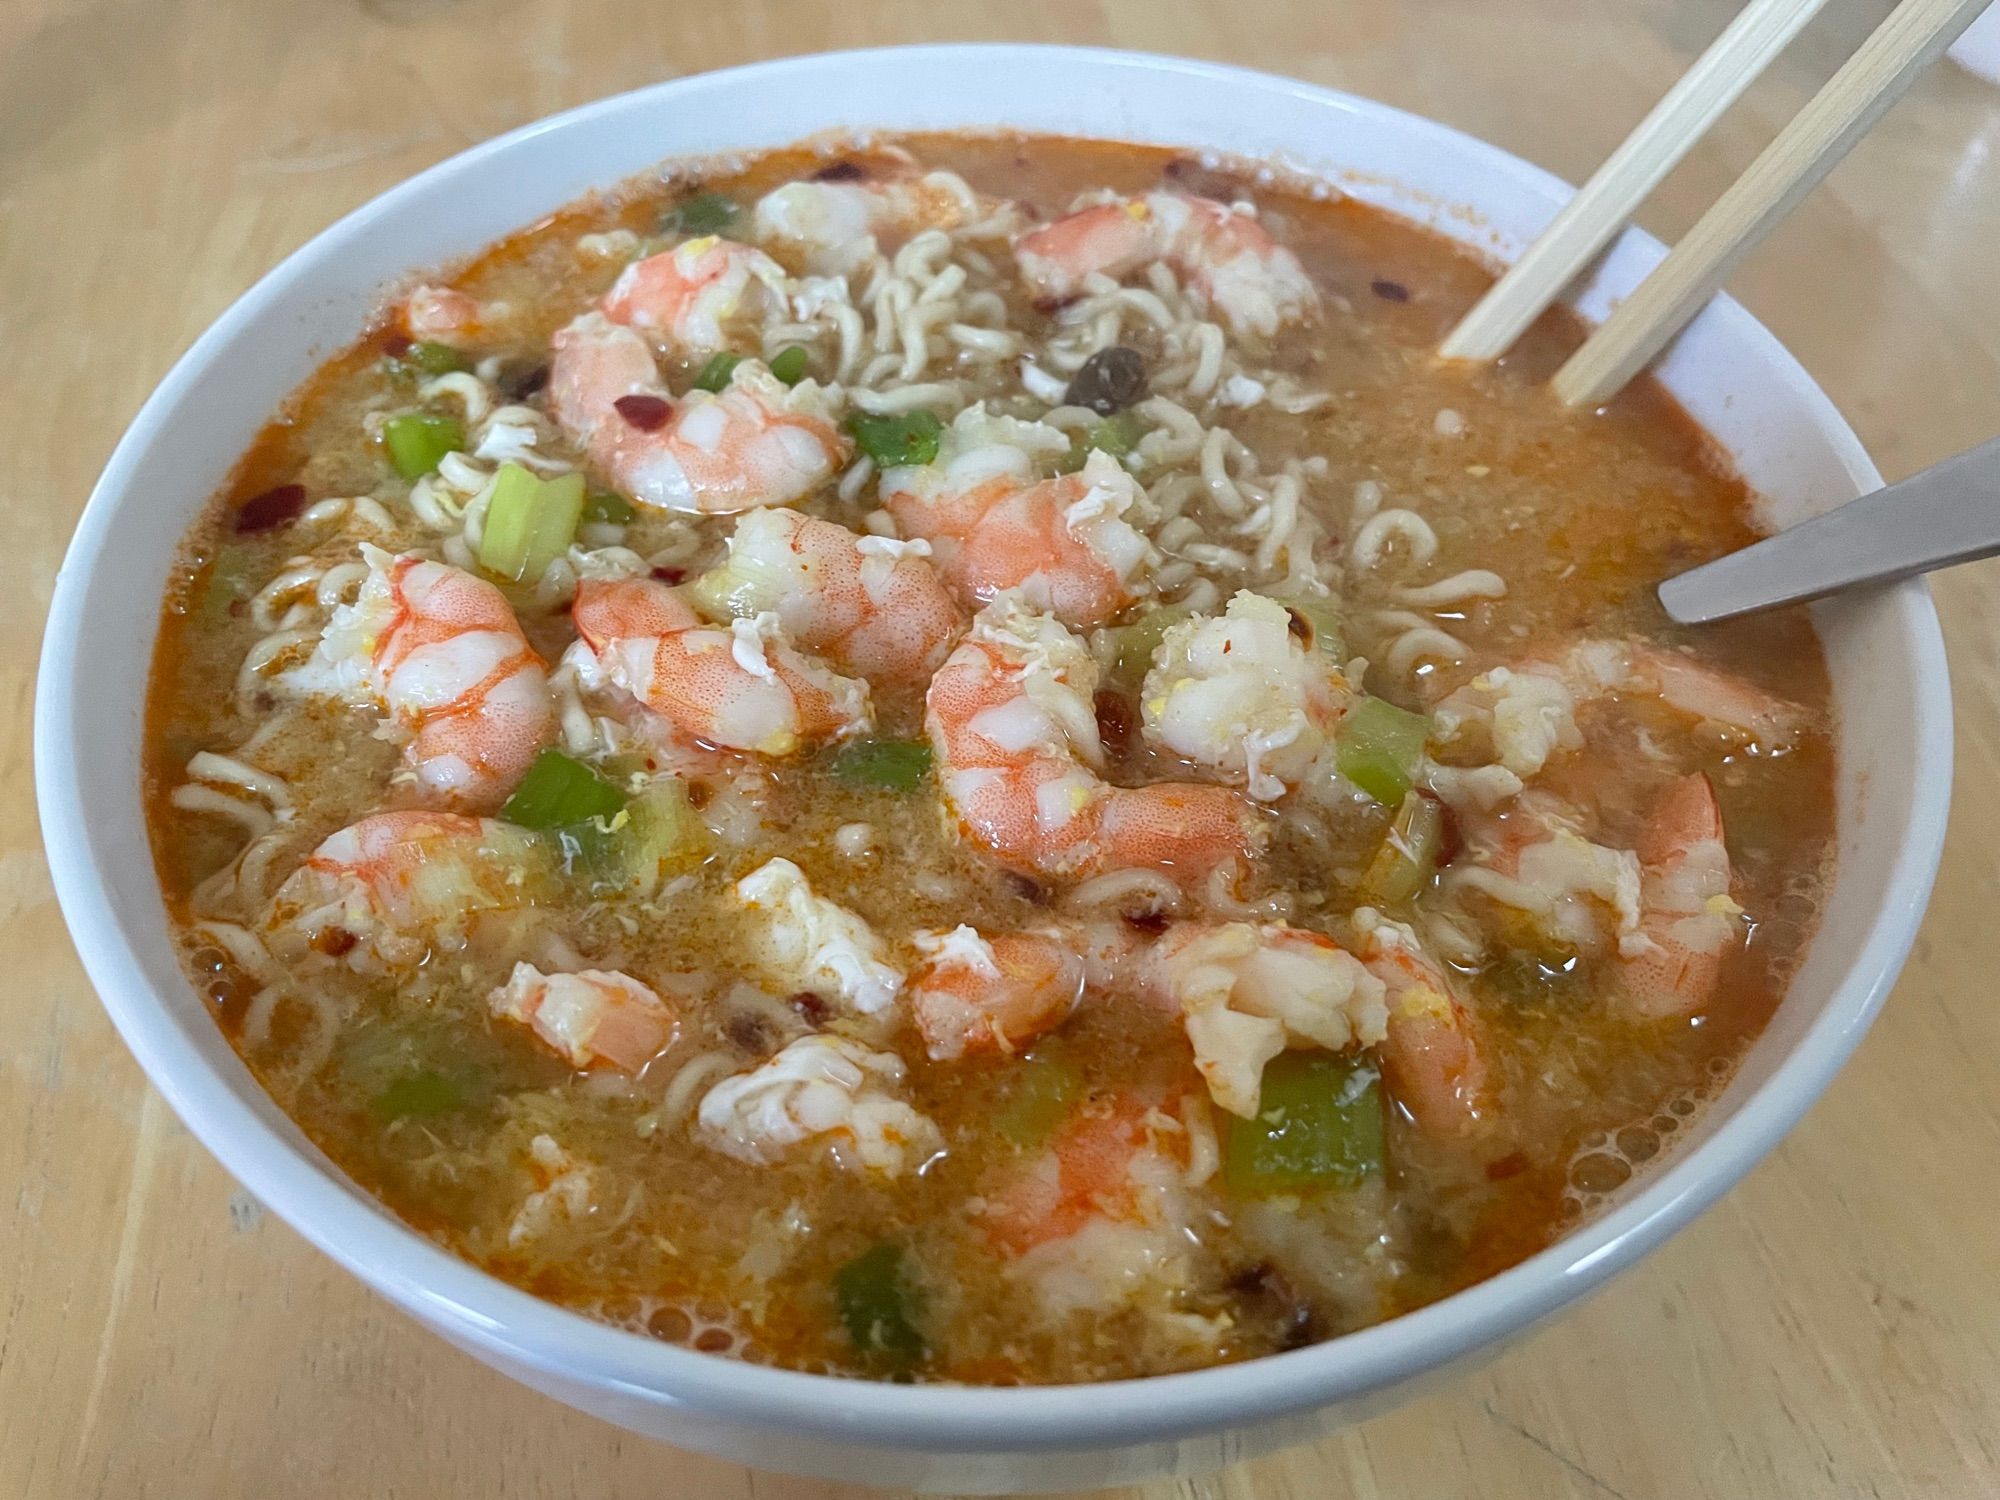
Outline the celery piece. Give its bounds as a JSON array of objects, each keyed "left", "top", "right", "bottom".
[
  {"left": 830, "top": 739, "right": 934, "bottom": 792},
  {"left": 501, "top": 749, "right": 626, "bottom": 831},
  {"left": 767, "top": 345, "right": 810, "bottom": 385},
  {"left": 847, "top": 409, "right": 942, "bottom": 468},
  {"left": 691, "top": 352, "right": 743, "bottom": 393},
  {"left": 478, "top": 465, "right": 585, "bottom": 582},
  {"left": 1357, "top": 792, "right": 1445, "bottom": 906},
  {"left": 1335, "top": 696, "right": 1430, "bottom": 806},
  {"left": 1224, "top": 1052, "right": 1384, "bottom": 1194},
  {"left": 383, "top": 412, "right": 464, "bottom": 480},
  {"left": 834, "top": 1244, "right": 926, "bottom": 1369}
]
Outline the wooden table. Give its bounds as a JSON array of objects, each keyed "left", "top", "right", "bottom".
[{"left": 7, "top": 1, "right": 1999, "bottom": 1494}]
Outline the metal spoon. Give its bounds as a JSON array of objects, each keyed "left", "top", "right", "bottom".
[{"left": 1659, "top": 434, "right": 2000, "bottom": 624}]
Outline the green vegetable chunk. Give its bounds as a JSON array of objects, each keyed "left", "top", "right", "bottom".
[
  {"left": 382, "top": 411, "right": 464, "bottom": 480},
  {"left": 1282, "top": 595, "right": 1346, "bottom": 661},
  {"left": 1335, "top": 695, "right": 1430, "bottom": 806},
  {"left": 405, "top": 340, "right": 468, "bottom": 375},
  {"left": 1108, "top": 605, "right": 1190, "bottom": 684},
  {"left": 568, "top": 779, "right": 712, "bottom": 895},
  {"left": 370, "top": 1069, "right": 464, "bottom": 1122},
  {"left": 1057, "top": 410, "right": 1149, "bottom": 474},
  {"left": 662, "top": 192, "right": 739, "bottom": 236},
  {"left": 200, "top": 546, "right": 255, "bottom": 618},
  {"left": 477, "top": 464, "right": 586, "bottom": 582},
  {"left": 847, "top": 409, "right": 943, "bottom": 468},
  {"left": 830, "top": 739, "right": 934, "bottom": 792},
  {"left": 691, "top": 351, "right": 743, "bottom": 393},
  {"left": 767, "top": 345, "right": 810, "bottom": 385},
  {"left": 834, "top": 1244, "right": 926, "bottom": 1368},
  {"left": 1358, "top": 791, "right": 1445, "bottom": 905},
  {"left": 501, "top": 748, "right": 626, "bottom": 831},
  {"left": 996, "top": 1049, "right": 1083, "bottom": 1147},
  {"left": 1087, "top": 409, "right": 1145, "bottom": 459},
  {"left": 582, "top": 490, "right": 636, "bottom": 526},
  {"left": 1225, "top": 1052, "right": 1385, "bottom": 1194}
]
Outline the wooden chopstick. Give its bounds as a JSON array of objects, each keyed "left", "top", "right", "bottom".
[
  {"left": 1553, "top": 0, "right": 1995, "bottom": 408},
  {"left": 1439, "top": 0, "right": 1830, "bottom": 364}
]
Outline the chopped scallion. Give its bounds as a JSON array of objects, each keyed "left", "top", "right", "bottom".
[
  {"left": 691, "top": 352, "right": 743, "bottom": 393},
  {"left": 830, "top": 739, "right": 934, "bottom": 792},
  {"left": 834, "top": 1244, "right": 926, "bottom": 1368},
  {"left": 996, "top": 1049, "right": 1084, "bottom": 1147},
  {"left": 582, "top": 490, "right": 636, "bottom": 526},
  {"left": 501, "top": 748, "right": 626, "bottom": 831},
  {"left": 1224, "top": 1052, "right": 1384, "bottom": 1194},
  {"left": 370, "top": 1069, "right": 464, "bottom": 1122},
  {"left": 382, "top": 411, "right": 464, "bottom": 480},
  {"left": 405, "top": 340, "right": 468, "bottom": 376},
  {"left": 662, "top": 193, "right": 739, "bottom": 236},
  {"left": 847, "top": 409, "right": 942, "bottom": 469},
  {"left": 767, "top": 345, "right": 810, "bottom": 385},
  {"left": 565, "top": 779, "right": 711, "bottom": 895}
]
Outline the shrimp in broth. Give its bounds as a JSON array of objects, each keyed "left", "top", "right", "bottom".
[{"left": 145, "top": 132, "right": 1836, "bottom": 1384}]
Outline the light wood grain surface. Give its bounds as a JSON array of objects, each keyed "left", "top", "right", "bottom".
[{"left": 7, "top": 2, "right": 1999, "bottom": 1496}]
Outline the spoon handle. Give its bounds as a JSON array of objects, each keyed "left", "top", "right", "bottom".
[{"left": 1659, "top": 434, "right": 2000, "bottom": 624}]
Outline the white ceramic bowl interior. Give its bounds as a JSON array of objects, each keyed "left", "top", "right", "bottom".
[{"left": 37, "top": 45, "right": 1951, "bottom": 1496}]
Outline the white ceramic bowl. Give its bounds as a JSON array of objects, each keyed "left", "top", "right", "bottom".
[{"left": 37, "top": 44, "right": 1951, "bottom": 1495}]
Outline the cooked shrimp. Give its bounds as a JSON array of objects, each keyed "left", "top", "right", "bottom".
[
  {"left": 548, "top": 311, "right": 846, "bottom": 514},
  {"left": 697, "top": 1033, "right": 943, "bottom": 1175},
  {"left": 983, "top": 1092, "right": 1161, "bottom": 1254},
  {"left": 733, "top": 857, "right": 904, "bottom": 1015},
  {"left": 1351, "top": 908, "right": 1486, "bottom": 1137},
  {"left": 600, "top": 236, "right": 788, "bottom": 353},
  {"left": 881, "top": 408, "right": 1155, "bottom": 628},
  {"left": 303, "top": 545, "right": 552, "bottom": 809},
  {"left": 488, "top": 962, "right": 677, "bottom": 1073},
  {"left": 1141, "top": 591, "right": 1352, "bottom": 800},
  {"left": 1621, "top": 773, "right": 1741, "bottom": 1018},
  {"left": 566, "top": 575, "right": 870, "bottom": 757},
  {"left": 925, "top": 599, "right": 1259, "bottom": 882},
  {"left": 753, "top": 171, "right": 980, "bottom": 274},
  {"left": 264, "top": 811, "right": 552, "bottom": 974},
  {"left": 507, "top": 1135, "right": 595, "bottom": 1248},
  {"left": 692, "top": 507, "right": 964, "bottom": 684},
  {"left": 1444, "top": 790, "right": 1645, "bottom": 964},
  {"left": 1430, "top": 639, "right": 1801, "bottom": 807},
  {"left": 907, "top": 925, "right": 1084, "bottom": 1060},
  {"left": 1145, "top": 922, "right": 1387, "bottom": 1118},
  {"left": 402, "top": 283, "right": 484, "bottom": 342},
  {"left": 980, "top": 1092, "right": 1216, "bottom": 1332},
  {"left": 1014, "top": 192, "right": 1318, "bottom": 336}
]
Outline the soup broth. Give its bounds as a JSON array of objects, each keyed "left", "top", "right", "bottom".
[{"left": 144, "top": 133, "right": 1834, "bottom": 1383}]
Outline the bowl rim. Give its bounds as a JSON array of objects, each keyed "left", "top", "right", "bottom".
[{"left": 36, "top": 42, "right": 1953, "bottom": 1453}]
